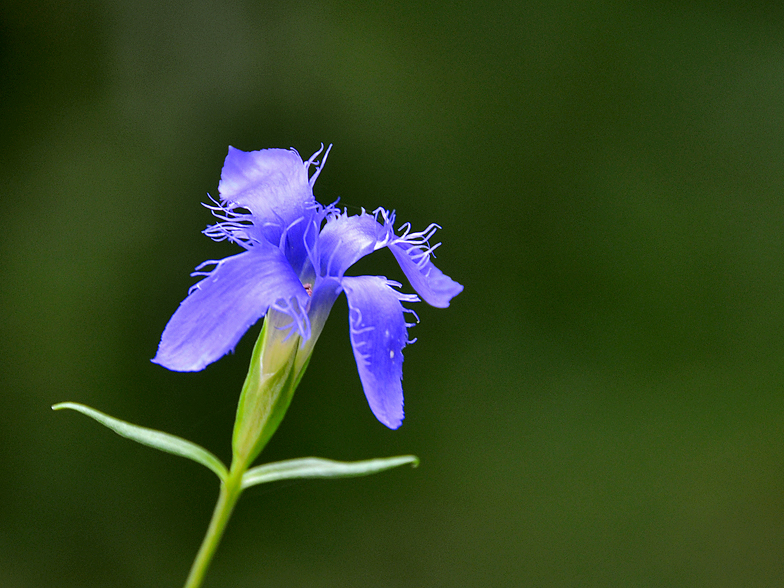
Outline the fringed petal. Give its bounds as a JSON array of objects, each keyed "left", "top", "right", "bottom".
[
  {"left": 317, "top": 208, "right": 462, "bottom": 308},
  {"left": 389, "top": 241, "right": 463, "bottom": 308},
  {"left": 316, "top": 211, "right": 392, "bottom": 277},
  {"left": 341, "top": 276, "right": 419, "bottom": 429},
  {"left": 153, "top": 246, "right": 310, "bottom": 372},
  {"left": 217, "top": 147, "right": 315, "bottom": 246}
]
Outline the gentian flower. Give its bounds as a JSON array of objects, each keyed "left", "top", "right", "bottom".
[{"left": 153, "top": 145, "right": 462, "bottom": 429}]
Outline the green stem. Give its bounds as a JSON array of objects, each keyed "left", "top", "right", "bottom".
[{"left": 183, "top": 464, "right": 246, "bottom": 588}]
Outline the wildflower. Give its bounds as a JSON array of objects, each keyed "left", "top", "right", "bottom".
[{"left": 153, "top": 145, "right": 462, "bottom": 429}]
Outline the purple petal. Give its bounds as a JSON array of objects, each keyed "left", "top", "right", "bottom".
[
  {"left": 389, "top": 241, "right": 463, "bottom": 308},
  {"left": 316, "top": 212, "right": 390, "bottom": 277},
  {"left": 153, "top": 246, "right": 310, "bottom": 372},
  {"left": 341, "top": 276, "right": 418, "bottom": 429},
  {"left": 317, "top": 210, "right": 463, "bottom": 308},
  {"left": 218, "top": 147, "right": 314, "bottom": 243}
]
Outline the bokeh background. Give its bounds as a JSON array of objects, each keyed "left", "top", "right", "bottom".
[{"left": 3, "top": 1, "right": 784, "bottom": 586}]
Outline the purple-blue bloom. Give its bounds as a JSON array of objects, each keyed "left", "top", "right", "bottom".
[{"left": 153, "top": 145, "right": 462, "bottom": 429}]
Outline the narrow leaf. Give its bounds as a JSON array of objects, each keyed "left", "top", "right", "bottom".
[
  {"left": 53, "top": 402, "right": 228, "bottom": 481},
  {"left": 241, "top": 455, "right": 419, "bottom": 490}
]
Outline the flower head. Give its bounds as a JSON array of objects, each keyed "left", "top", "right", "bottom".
[{"left": 153, "top": 145, "right": 463, "bottom": 429}]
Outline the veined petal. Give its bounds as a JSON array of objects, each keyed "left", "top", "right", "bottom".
[
  {"left": 342, "top": 276, "right": 419, "bottom": 429},
  {"left": 218, "top": 147, "right": 314, "bottom": 244},
  {"left": 316, "top": 212, "right": 391, "bottom": 277},
  {"left": 389, "top": 241, "right": 464, "bottom": 308},
  {"left": 153, "top": 246, "right": 310, "bottom": 372}
]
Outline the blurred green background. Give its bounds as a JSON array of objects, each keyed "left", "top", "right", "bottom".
[{"left": 2, "top": 0, "right": 784, "bottom": 586}]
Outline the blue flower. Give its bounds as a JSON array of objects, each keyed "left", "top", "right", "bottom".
[{"left": 153, "top": 145, "right": 463, "bottom": 429}]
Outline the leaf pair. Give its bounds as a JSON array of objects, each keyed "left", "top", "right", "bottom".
[{"left": 53, "top": 402, "right": 418, "bottom": 489}]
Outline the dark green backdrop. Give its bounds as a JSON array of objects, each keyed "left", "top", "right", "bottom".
[{"left": 2, "top": 1, "right": 784, "bottom": 586}]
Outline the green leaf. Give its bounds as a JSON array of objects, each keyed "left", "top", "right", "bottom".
[
  {"left": 53, "top": 402, "right": 228, "bottom": 481},
  {"left": 241, "top": 455, "right": 419, "bottom": 490}
]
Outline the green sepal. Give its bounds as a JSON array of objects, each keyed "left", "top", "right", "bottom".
[
  {"left": 241, "top": 455, "right": 419, "bottom": 490},
  {"left": 52, "top": 402, "right": 228, "bottom": 481},
  {"left": 231, "top": 316, "right": 305, "bottom": 470}
]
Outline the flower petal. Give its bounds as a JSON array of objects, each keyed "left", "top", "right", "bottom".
[
  {"left": 218, "top": 147, "right": 314, "bottom": 244},
  {"left": 317, "top": 210, "right": 463, "bottom": 308},
  {"left": 316, "top": 212, "right": 391, "bottom": 277},
  {"left": 153, "top": 246, "right": 310, "bottom": 372},
  {"left": 389, "top": 241, "right": 463, "bottom": 308},
  {"left": 341, "top": 276, "right": 418, "bottom": 429}
]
